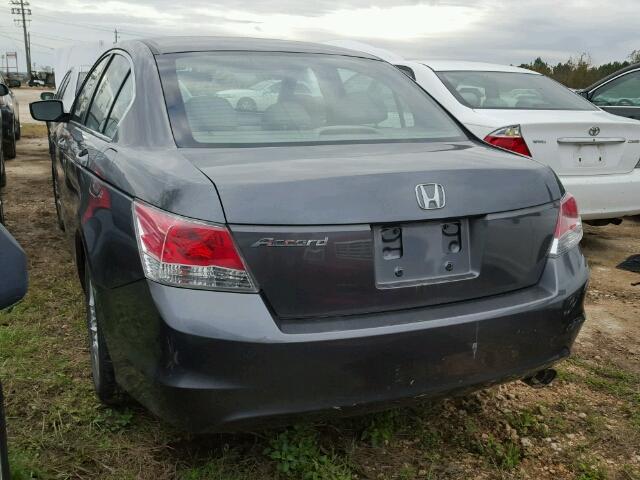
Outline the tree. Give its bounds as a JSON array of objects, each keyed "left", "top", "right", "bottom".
[
  {"left": 628, "top": 50, "right": 640, "bottom": 64},
  {"left": 519, "top": 51, "right": 637, "bottom": 88}
]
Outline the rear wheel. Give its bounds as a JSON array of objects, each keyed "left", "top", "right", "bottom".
[
  {"left": 237, "top": 97, "right": 257, "bottom": 112},
  {"left": 14, "top": 119, "right": 20, "bottom": 140},
  {"left": 3, "top": 119, "right": 16, "bottom": 160},
  {"left": 84, "top": 259, "right": 124, "bottom": 406},
  {"left": 0, "top": 144, "right": 5, "bottom": 188}
]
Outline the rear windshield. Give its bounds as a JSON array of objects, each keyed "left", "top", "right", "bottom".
[
  {"left": 157, "top": 52, "right": 466, "bottom": 147},
  {"left": 436, "top": 71, "right": 598, "bottom": 111}
]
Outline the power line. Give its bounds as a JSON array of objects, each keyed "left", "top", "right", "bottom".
[
  {"left": 0, "top": 31, "right": 53, "bottom": 50},
  {"left": 9, "top": 0, "right": 32, "bottom": 77},
  {"left": 28, "top": 31, "right": 78, "bottom": 43},
  {"left": 34, "top": 12, "right": 160, "bottom": 37}
]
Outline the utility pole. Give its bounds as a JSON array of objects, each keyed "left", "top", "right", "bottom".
[
  {"left": 10, "top": 0, "right": 32, "bottom": 80},
  {"left": 114, "top": 28, "right": 118, "bottom": 44},
  {"left": 27, "top": 31, "right": 31, "bottom": 67}
]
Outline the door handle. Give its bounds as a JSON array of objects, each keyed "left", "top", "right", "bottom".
[{"left": 78, "top": 148, "right": 88, "bottom": 157}]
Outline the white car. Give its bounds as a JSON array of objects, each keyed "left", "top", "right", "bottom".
[
  {"left": 326, "top": 42, "right": 640, "bottom": 224},
  {"left": 48, "top": 66, "right": 90, "bottom": 111},
  {"left": 217, "top": 79, "right": 317, "bottom": 112}
]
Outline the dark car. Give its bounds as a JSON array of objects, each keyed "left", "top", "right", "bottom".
[
  {"left": 0, "top": 221, "right": 29, "bottom": 479},
  {"left": 579, "top": 63, "right": 640, "bottom": 119},
  {"left": 0, "top": 72, "right": 20, "bottom": 160},
  {"left": 29, "top": 37, "right": 589, "bottom": 432},
  {"left": 0, "top": 83, "right": 9, "bottom": 221}
]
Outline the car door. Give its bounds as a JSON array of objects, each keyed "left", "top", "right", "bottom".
[
  {"left": 588, "top": 68, "right": 640, "bottom": 119},
  {"left": 60, "top": 53, "right": 132, "bottom": 245},
  {"left": 56, "top": 55, "right": 111, "bottom": 236}
]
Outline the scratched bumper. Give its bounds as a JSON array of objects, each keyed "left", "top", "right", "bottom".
[{"left": 102, "top": 248, "right": 588, "bottom": 432}]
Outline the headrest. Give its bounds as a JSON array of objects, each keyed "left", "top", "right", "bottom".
[
  {"left": 263, "top": 101, "right": 313, "bottom": 130},
  {"left": 185, "top": 96, "right": 237, "bottom": 132},
  {"left": 329, "top": 92, "right": 388, "bottom": 125}
]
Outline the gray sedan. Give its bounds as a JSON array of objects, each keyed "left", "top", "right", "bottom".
[{"left": 29, "top": 37, "right": 588, "bottom": 432}]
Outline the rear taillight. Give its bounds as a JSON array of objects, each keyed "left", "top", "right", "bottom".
[
  {"left": 484, "top": 125, "right": 532, "bottom": 157},
  {"left": 549, "top": 193, "right": 583, "bottom": 257},
  {"left": 132, "top": 201, "right": 256, "bottom": 291}
]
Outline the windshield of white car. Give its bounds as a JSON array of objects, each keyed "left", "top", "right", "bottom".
[
  {"left": 436, "top": 71, "right": 598, "bottom": 111},
  {"left": 157, "top": 52, "right": 466, "bottom": 147}
]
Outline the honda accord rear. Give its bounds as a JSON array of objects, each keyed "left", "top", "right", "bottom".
[{"left": 29, "top": 37, "right": 589, "bottom": 432}]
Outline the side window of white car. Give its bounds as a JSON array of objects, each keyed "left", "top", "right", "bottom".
[
  {"left": 55, "top": 71, "right": 71, "bottom": 100},
  {"left": 592, "top": 70, "right": 640, "bottom": 107}
]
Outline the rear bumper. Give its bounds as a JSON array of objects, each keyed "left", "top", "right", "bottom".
[
  {"left": 560, "top": 169, "right": 640, "bottom": 220},
  {"left": 101, "top": 248, "right": 588, "bottom": 432}
]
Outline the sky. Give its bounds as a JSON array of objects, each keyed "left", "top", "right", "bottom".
[{"left": 0, "top": 0, "right": 638, "bottom": 73}]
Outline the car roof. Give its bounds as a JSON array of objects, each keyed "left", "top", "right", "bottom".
[
  {"left": 139, "top": 36, "right": 380, "bottom": 59},
  {"left": 415, "top": 60, "right": 539, "bottom": 74}
]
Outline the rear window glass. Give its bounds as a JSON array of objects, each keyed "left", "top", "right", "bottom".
[
  {"left": 436, "top": 71, "right": 597, "bottom": 111},
  {"left": 157, "top": 52, "right": 465, "bottom": 147}
]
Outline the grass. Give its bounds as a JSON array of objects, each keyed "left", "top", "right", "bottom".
[
  {"left": 19, "top": 123, "right": 48, "bottom": 138},
  {"left": 1, "top": 134, "right": 639, "bottom": 478},
  {"left": 2, "top": 254, "right": 638, "bottom": 479}
]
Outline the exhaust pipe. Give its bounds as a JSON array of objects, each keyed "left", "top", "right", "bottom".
[{"left": 522, "top": 368, "right": 557, "bottom": 389}]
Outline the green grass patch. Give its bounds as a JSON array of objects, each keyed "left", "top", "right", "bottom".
[{"left": 264, "top": 425, "right": 352, "bottom": 479}]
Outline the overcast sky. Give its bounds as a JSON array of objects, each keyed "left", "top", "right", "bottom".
[{"left": 0, "top": 0, "right": 638, "bottom": 73}]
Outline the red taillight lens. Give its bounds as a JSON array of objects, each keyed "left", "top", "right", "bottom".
[
  {"left": 133, "top": 201, "right": 255, "bottom": 291},
  {"left": 484, "top": 125, "right": 532, "bottom": 157},
  {"left": 549, "top": 193, "right": 583, "bottom": 257}
]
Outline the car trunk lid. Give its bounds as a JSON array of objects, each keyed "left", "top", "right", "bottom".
[
  {"left": 481, "top": 110, "right": 640, "bottom": 176},
  {"left": 183, "top": 141, "right": 562, "bottom": 318}
]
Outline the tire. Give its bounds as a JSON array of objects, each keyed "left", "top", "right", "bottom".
[
  {"left": 51, "top": 164, "right": 65, "bottom": 230},
  {"left": 84, "top": 259, "right": 124, "bottom": 406},
  {"left": 3, "top": 120, "right": 16, "bottom": 160},
  {"left": 0, "top": 195, "right": 4, "bottom": 225},
  {"left": 14, "top": 119, "right": 20, "bottom": 141},
  {"left": 0, "top": 145, "right": 5, "bottom": 188},
  {"left": 237, "top": 97, "right": 257, "bottom": 112}
]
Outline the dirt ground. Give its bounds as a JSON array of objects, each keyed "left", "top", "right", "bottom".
[{"left": 0, "top": 128, "right": 639, "bottom": 479}]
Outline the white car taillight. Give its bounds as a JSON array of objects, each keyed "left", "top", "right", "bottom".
[
  {"left": 484, "top": 125, "right": 532, "bottom": 157},
  {"left": 549, "top": 193, "right": 583, "bottom": 257},
  {"left": 133, "top": 201, "right": 256, "bottom": 292}
]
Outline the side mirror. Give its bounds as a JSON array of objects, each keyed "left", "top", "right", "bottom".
[
  {"left": 40, "top": 91, "right": 54, "bottom": 101},
  {"left": 6, "top": 79, "right": 20, "bottom": 88},
  {"left": 30, "top": 100, "right": 68, "bottom": 122},
  {"left": 0, "top": 84, "right": 7, "bottom": 96},
  {"left": 0, "top": 224, "right": 28, "bottom": 309}
]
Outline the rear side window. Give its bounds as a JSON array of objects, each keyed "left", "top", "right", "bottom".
[
  {"left": 85, "top": 55, "right": 131, "bottom": 133},
  {"left": 103, "top": 75, "right": 133, "bottom": 138},
  {"left": 71, "top": 55, "right": 110, "bottom": 123},
  {"left": 157, "top": 52, "right": 465, "bottom": 147},
  {"left": 437, "top": 71, "right": 597, "bottom": 110}
]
